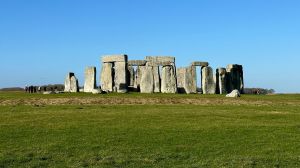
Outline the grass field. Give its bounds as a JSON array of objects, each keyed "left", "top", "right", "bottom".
[{"left": 0, "top": 92, "right": 299, "bottom": 167}]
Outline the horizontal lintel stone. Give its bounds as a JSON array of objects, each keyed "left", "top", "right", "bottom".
[
  {"left": 190, "top": 61, "right": 209, "bottom": 67},
  {"left": 128, "top": 60, "right": 147, "bottom": 66},
  {"left": 145, "top": 56, "right": 175, "bottom": 63},
  {"left": 102, "top": 54, "right": 128, "bottom": 63}
]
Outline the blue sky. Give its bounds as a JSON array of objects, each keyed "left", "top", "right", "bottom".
[{"left": 0, "top": 0, "right": 299, "bottom": 93}]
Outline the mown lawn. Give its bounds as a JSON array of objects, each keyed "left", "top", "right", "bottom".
[{"left": 0, "top": 92, "right": 299, "bottom": 167}]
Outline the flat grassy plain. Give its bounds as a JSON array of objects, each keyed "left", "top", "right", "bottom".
[{"left": 0, "top": 92, "right": 299, "bottom": 167}]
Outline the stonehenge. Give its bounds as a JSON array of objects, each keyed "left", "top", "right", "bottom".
[
  {"left": 101, "top": 54, "right": 128, "bottom": 93},
  {"left": 60, "top": 54, "right": 244, "bottom": 95}
]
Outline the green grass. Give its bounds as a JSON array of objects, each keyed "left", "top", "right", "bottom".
[{"left": 0, "top": 92, "right": 299, "bottom": 167}]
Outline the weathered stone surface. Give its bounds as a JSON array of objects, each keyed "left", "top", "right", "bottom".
[
  {"left": 100, "top": 63, "right": 113, "bottom": 92},
  {"left": 102, "top": 54, "right": 128, "bottom": 63},
  {"left": 127, "top": 66, "right": 135, "bottom": 87},
  {"left": 161, "top": 65, "right": 177, "bottom": 93},
  {"left": 226, "top": 64, "right": 244, "bottom": 93},
  {"left": 92, "top": 88, "right": 102, "bottom": 94},
  {"left": 145, "top": 56, "right": 175, "bottom": 65},
  {"left": 147, "top": 61, "right": 174, "bottom": 67},
  {"left": 202, "top": 66, "right": 216, "bottom": 94},
  {"left": 216, "top": 67, "right": 227, "bottom": 94},
  {"left": 226, "top": 89, "right": 240, "bottom": 98},
  {"left": 128, "top": 60, "right": 147, "bottom": 66},
  {"left": 114, "top": 62, "right": 127, "bottom": 93},
  {"left": 191, "top": 61, "right": 209, "bottom": 67},
  {"left": 64, "top": 72, "right": 75, "bottom": 92},
  {"left": 134, "top": 66, "right": 145, "bottom": 91},
  {"left": 176, "top": 66, "right": 197, "bottom": 94},
  {"left": 70, "top": 76, "right": 79, "bottom": 93},
  {"left": 84, "top": 66, "right": 96, "bottom": 93},
  {"left": 43, "top": 91, "right": 55, "bottom": 94},
  {"left": 152, "top": 66, "right": 161, "bottom": 93},
  {"left": 140, "top": 66, "right": 154, "bottom": 93}
]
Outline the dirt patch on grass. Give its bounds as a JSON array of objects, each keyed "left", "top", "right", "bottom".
[{"left": 0, "top": 97, "right": 277, "bottom": 106}]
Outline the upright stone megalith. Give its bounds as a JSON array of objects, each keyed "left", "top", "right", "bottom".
[
  {"left": 100, "top": 63, "right": 113, "bottom": 92},
  {"left": 100, "top": 54, "right": 128, "bottom": 93},
  {"left": 226, "top": 64, "right": 244, "bottom": 93},
  {"left": 176, "top": 66, "right": 197, "bottom": 94},
  {"left": 202, "top": 66, "right": 216, "bottom": 94},
  {"left": 161, "top": 65, "right": 177, "bottom": 93},
  {"left": 127, "top": 65, "right": 135, "bottom": 87},
  {"left": 140, "top": 66, "right": 154, "bottom": 93},
  {"left": 216, "top": 68, "right": 227, "bottom": 94},
  {"left": 64, "top": 72, "right": 79, "bottom": 92},
  {"left": 84, "top": 66, "right": 96, "bottom": 93},
  {"left": 70, "top": 76, "right": 79, "bottom": 93},
  {"left": 145, "top": 56, "right": 177, "bottom": 93}
]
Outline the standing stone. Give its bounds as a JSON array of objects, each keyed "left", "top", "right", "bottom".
[
  {"left": 216, "top": 68, "right": 227, "bottom": 94},
  {"left": 140, "top": 66, "right": 154, "bottom": 93},
  {"left": 100, "top": 63, "right": 113, "bottom": 92},
  {"left": 176, "top": 66, "right": 196, "bottom": 94},
  {"left": 226, "top": 64, "right": 244, "bottom": 93},
  {"left": 134, "top": 66, "right": 145, "bottom": 91},
  {"left": 70, "top": 76, "right": 79, "bottom": 93},
  {"left": 202, "top": 66, "right": 216, "bottom": 94},
  {"left": 84, "top": 67, "right": 96, "bottom": 93},
  {"left": 114, "top": 61, "right": 127, "bottom": 93},
  {"left": 127, "top": 66, "right": 135, "bottom": 87},
  {"left": 161, "top": 65, "right": 177, "bottom": 93},
  {"left": 64, "top": 72, "right": 75, "bottom": 92},
  {"left": 152, "top": 66, "right": 161, "bottom": 93}
]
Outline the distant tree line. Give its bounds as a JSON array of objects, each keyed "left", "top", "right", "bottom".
[{"left": 244, "top": 88, "right": 275, "bottom": 95}]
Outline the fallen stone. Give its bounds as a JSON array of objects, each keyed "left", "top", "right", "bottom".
[
  {"left": 43, "top": 91, "right": 55, "bottom": 94},
  {"left": 226, "top": 89, "right": 240, "bottom": 98},
  {"left": 92, "top": 89, "right": 102, "bottom": 94}
]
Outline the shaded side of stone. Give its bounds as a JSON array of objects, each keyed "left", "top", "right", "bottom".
[
  {"left": 191, "top": 61, "right": 209, "bottom": 67},
  {"left": 226, "top": 64, "right": 244, "bottom": 93},
  {"left": 128, "top": 60, "right": 147, "bottom": 66},
  {"left": 216, "top": 67, "right": 227, "bottom": 94}
]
